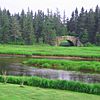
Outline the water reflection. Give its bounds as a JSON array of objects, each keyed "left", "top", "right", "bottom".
[{"left": 0, "top": 57, "right": 100, "bottom": 84}]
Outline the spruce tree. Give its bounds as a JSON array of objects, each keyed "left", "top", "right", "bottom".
[
  {"left": 10, "top": 16, "right": 21, "bottom": 44},
  {"left": 0, "top": 9, "right": 10, "bottom": 43},
  {"left": 23, "top": 8, "right": 34, "bottom": 44}
]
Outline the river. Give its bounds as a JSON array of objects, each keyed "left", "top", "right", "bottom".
[{"left": 0, "top": 56, "right": 100, "bottom": 84}]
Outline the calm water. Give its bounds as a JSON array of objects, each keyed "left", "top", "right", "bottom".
[{"left": 0, "top": 57, "right": 100, "bottom": 83}]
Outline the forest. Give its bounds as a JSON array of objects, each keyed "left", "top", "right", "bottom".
[{"left": 0, "top": 5, "right": 100, "bottom": 45}]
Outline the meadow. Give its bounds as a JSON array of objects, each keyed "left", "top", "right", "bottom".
[
  {"left": 0, "top": 83, "right": 100, "bottom": 100},
  {"left": 0, "top": 44, "right": 100, "bottom": 99},
  {"left": 0, "top": 44, "right": 100, "bottom": 58}
]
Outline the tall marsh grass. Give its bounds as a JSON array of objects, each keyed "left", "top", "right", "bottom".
[
  {"left": 24, "top": 59, "right": 100, "bottom": 73},
  {"left": 0, "top": 75, "right": 100, "bottom": 95}
]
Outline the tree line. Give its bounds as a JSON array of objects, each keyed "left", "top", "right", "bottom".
[
  {"left": 0, "top": 8, "right": 67, "bottom": 45},
  {"left": 67, "top": 5, "right": 100, "bottom": 45},
  {"left": 0, "top": 6, "right": 100, "bottom": 45}
]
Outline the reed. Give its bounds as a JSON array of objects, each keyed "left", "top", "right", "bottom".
[
  {"left": 24, "top": 59, "right": 100, "bottom": 73},
  {"left": 0, "top": 75, "right": 100, "bottom": 95}
]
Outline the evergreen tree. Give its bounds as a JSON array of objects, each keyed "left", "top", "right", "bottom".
[
  {"left": 63, "top": 10, "right": 66, "bottom": 24},
  {"left": 0, "top": 6, "right": 100, "bottom": 45},
  {"left": 34, "top": 10, "right": 44, "bottom": 43},
  {"left": 62, "top": 10, "right": 68, "bottom": 36},
  {"left": 43, "top": 17, "right": 56, "bottom": 45},
  {"left": 19, "top": 9, "right": 26, "bottom": 44},
  {"left": 77, "top": 7, "right": 86, "bottom": 38},
  {"left": 87, "top": 9, "right": 95, "bottom": 43},
  {"left": 74, "top": 8, "right": 78, "bottom": 34},
  {"left": 95, "top": 5, "right": 100, "bottom": 45},
  {"left": 10, "top": 16, "right": 21, "bottom": 43},
  {"left": 0, "top": 9, "right": 10, "bottom": 43},
  {"left": 23, "top": 8, "right": 34, "bottom": 44},
  {"left": 53, "top": 8, "right": 63, "bottom": 36}
]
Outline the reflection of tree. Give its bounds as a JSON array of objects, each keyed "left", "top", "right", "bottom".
[
  {"left": 70, "top": 73, "right": 86, "bottom": 82},
  {"left": 2, "top": 70, "right": 7, "bottom": 84},
  {"left": 19, "top": 64, "right": 25, "bottom": 76},
  {"left": 19, "top": 64, "right": 26, "bottom": 87},
  {"left": 70, "top": 73, "right": 100, "bottom": 83},
  {"left": 33, "top": 69, "right": 59, "bottom": 79},
  {"left": 0, "top": 63, "right": 9, "bottom": 75}
]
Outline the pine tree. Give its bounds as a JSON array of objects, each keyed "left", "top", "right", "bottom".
[
  {"left": 77, "top": 7, "right": 86, "bottom": 38},
  {"left": 0, "top": 9, "right": 10, "bottom": 43},
  {"left": 34, "top": 10, "right": 44, "bottom": 43},
  {"left": 87, "top": 9, "right": 95, "bottom": 43},
  {"left": 23, "top": 8, "right": 34, "bottom": 44},
  {"left": 10, "top": 16, "right": 21, "bottom": 43},
  {"left": 19, "top": 9, "right": 26, "bottom": 44},
  {"left": 95, "top": 5, "right": 100, "bottom": 45},
  {"left": 74, "top": 8, "right": 78, "bottom": 34},
  {"left": 42, "top": 15, "right": 56, "bottom": 45}
]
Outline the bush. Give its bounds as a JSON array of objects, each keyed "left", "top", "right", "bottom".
[
  {"left": 0, "top": 75, "right": 100, "bottom": 95},
  {"left": 41, "top": 63, "right": 51, "bottom": 68},
  {"left": 84, "top": 42, "right": 96, "bottom": 47}
]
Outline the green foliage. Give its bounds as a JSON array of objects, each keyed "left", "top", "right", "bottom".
[
  {"left": 0, "top": 75, "right": 100, "bottom": 95},
  {"left": 1, "top": 6, "right": 100, "bottom": 45},
  {"left": 0, "top": 8, "right": 67, "bottom": 45},
  {"left": 84, "top": 42, "right": 96, "bottom": 47},
  {"left": 96, "top": 32, "right": 100, "bottom": 45},
  {"left": 10, "top": 16, "right": 22, "bottom": 43},
  {"left": 24, "top": 59, "right": 100, "bottom": 73},
  {"left": 41, "top": 63, "right": 51, "bottom": 68},
  {"left": 67, "top": 6, "right": 100, "bottom": 45}
]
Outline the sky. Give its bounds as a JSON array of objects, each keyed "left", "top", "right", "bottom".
[{"left": 0, "top": 0, "right": 100, "bottom": 18}]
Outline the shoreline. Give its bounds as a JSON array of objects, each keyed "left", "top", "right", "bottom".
[{"left": 0, "top": 54, "right": 100, "bottom": 61}]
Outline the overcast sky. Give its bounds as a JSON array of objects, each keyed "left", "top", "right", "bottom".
[{"left": 0, "top": 0, "right": 100, "bottom": 18}]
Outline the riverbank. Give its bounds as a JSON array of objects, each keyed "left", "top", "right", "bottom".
[{"left": 0, "top": 54, "right": 100, "bottom": 61}]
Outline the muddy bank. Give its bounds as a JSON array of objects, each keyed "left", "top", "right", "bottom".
[
  {"left": 32, "top": 55, "right": 100, "bottom": 61},
  {"left": 0, "top": 54, "right": 26, "bottom": 57},
  {"left": 0, "top": 54, "right": 100, "bottom": 61}
]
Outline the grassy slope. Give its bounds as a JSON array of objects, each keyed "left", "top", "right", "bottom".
[
  {"left": 0, "top": 83, "right": 100, "bottom": 100},
  {"left": 0, "top": 44, "right": 100, "bottom": 57}
]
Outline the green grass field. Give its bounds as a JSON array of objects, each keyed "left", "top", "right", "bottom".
[
  {"left": 0, "top": 44, "right": 100, "bottom": 58},
  {"left": 0, "top": 44, "right": 100, "bottom": 99},
  {"left": 0, "top": 83, "right": 100, "bottom": 100}
]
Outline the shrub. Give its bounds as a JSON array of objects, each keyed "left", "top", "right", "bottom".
[
  {"left": 41, "top": 63, "right": 51, "bottom": 68},
  {"left": 84, "top": 42, "right": 96, "bottom": 47},
  {"left": 0, "top": 75, "right": 100, "bottom": 95}
]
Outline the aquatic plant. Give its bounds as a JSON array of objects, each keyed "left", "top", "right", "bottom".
[
  {"left": 0, "top": 75, "right": 100, "bottom": 95},
  {"left": 24, "top": 59, "right": 100, "bottom": 73}
]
